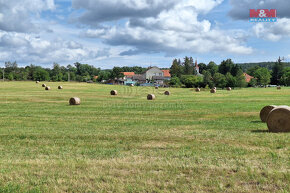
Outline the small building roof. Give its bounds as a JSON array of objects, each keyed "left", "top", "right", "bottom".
[
  {"left": 162, "top": 70, "right": 171, "bottom": 77},
  {"left": 244, "top": 73, "right": 254, "bottom": 83},
  {"left": 121, "top": 72, "right": 135, "bottom": 76}
]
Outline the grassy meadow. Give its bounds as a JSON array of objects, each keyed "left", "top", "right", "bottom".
[{"left": 0, "top": 81, "right": 289, "bottom": 192}]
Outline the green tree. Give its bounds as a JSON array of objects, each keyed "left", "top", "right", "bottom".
[
  {"left": 183, "top": 57, "right": 194, "bottom": 75},
  {"left": 170, "top": 59, "right": 183, "bottom": 77},
  {"left": 33, "top": 68, "right": 50, "bottom": 81},
  {"left": 219, "top": 59, "right": 234, "bottom": 75},
  {"left": 246, "top": 66, "right": 260, "bottom": 76},
  {"left": 248, "top": 78, "right": 257, "bottom": 87},
  {"left": 169, "top": 76, "right": 182, "bottom": 87},
  {"left": 111, "top": 67, "right": 124, "bottom": 79},
  {"left": 271, "top": 57, "right": 285, "bottom": 85},
  {"left": 235, "top": 69, "right": 247, "bottom": 87},
  {"left": 225, "top": 73, "right": 236, "bottom": 87},
  {"left": 254, "top": 68, "right": 271, "bottom": 87},
  {"left": 97, "top": 71, "right": 111, "bottom": 82},
  {"left": 198, "top": 63, "right": 207, "bottom": 74},
  {"left": 281, "top": 67, "right": 290, "bottom": 86},
  {"left": 231, "top": 64, "right": 242, "bottom": 77},
  {"left": 213, "top": 73, "right": 226, "bottom": 88},
  {"left": 0, "top": 69, "right": 3, "bottom": 80},
  {"left": 181, "top": 75, "right": 203, "bottom": 88},
  {"left": 207, "top": 61, "right": 218, "bottom": 76},
  {"left": 8, "top": 73, "right": 14, "bottom": 81},
  {"left": 202, "top": 70, "right": 214, "bottom": 88}
]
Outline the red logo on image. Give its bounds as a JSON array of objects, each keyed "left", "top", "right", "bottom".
[{"left": 250, "top": 9, "right": 276, "bottom": 18}]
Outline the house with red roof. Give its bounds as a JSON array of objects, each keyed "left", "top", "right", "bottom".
[
  {"left": 117, "top": 67, "right": 172, "bottom": 86},
  {"left": 121, "top": 72, "right": 135, "bottom": 78},
  {"left": 162, "top": 70, "right": 171, "bottom": 78},
  {"left": 243, "top": 73, "right": 254, "bottom": 83}
]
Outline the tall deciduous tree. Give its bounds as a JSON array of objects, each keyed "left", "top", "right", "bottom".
[
  {"left": 213, "top": 73, "right": 226, "bottom": 88},
  {"left": 202, "top": 70, "right": 213, "bottom": 88},
  {"left": 254, "top": 68, "right": 271, "bottom": 87},
  {"left": 219, "top": 59, "right": 234, "bottom": 75},
  {"left": 207, "top": 61, "right": 218, "bottom": 76},
  {"left": 198, "top": 63, "right": 207, "bottom": 74},
  {"left": 281, "top": 67, "right": 290, "bottom": 86},
  {"left": 183, "top": 57, "right": 194, "bottom": 75}
]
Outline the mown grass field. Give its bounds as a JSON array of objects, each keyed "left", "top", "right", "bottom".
[{"left": 0, "top": 81, "right": 289, "bottom": 192}]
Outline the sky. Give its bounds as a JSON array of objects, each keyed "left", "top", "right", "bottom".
[{"left": 0, "top": 0, "right": 290, "bottom": 69}]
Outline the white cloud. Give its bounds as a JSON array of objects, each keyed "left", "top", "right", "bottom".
[
  {"left": 0, "top": 0, "right": 55, "bottom": 32},
  {"left": 253, "top": 18, "right": 290, "bottom": 41},
  {"left": 0, "top": 31, "right": 110, "bottom": 65},
  {"left": 81, "top": 0, "right": 252, "bottom": 56}
]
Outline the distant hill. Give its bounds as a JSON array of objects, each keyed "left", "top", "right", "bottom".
[{"left": 237, "top": 62, "right": 290, "bottom": 72}]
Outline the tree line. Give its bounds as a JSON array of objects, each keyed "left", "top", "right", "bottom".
[
  {"left": 0, "top": 61, "right": 146, "bottom": 82},
  {"left": 169, "top": 57, "right": 290, "bottom": 88},
  {"left": 1, "top": 57, "right": 289, "bottom": 87},
  {"left": 238, "top": 62, "right": 290, "bottom": 72}
]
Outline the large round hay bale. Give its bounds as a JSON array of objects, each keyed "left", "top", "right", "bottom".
[
  {"left": 110, "top": 90, "right": 118, "bottom": 95},
  {"left": 58, "top": 86, "right": 63, "bottom": 89},
  {"left": 164, "top": 91, "right": 170, "bottom": 95},
  {"left": 277, "top": 86, "right": 281, "bottom": 90},
  {"left": 195, "top": 88, "right": 201, "bottom": 92},
  {"left": 45, "top": 86, "right": 51, "bottom": 90},
  {"left": 42, "top": 84, "right": 46, "bottom": 87},
  {"left": 69, "top": 97, "right": 80, "bottom": 105},
  {"left": 147, "top": 94, "right": 155, "bottom": 100},
  {"left": 36, "top": 81, "right": 39, "bottom": 83},
  {"left": 267, "top": 106, "right": 290, "bottom": 132},
  {"left": 260, "top": 105, "right": 277, "bottom": 122},
  {"left": 210, "top": 88, "right": 216, "bottom": 93},
  {"left": 227, "top": 87, "right": 232, "bottom": 91},
  {"left": 130, "top": 84, "right": 134, "bottom": 87}
]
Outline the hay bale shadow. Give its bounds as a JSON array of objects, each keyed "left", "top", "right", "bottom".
[
  {"left": 251, "top": 121, "right": 262, "bottom": 124},
  {"left": 251, "top": 130, "right": 269, "bottom": 133}
]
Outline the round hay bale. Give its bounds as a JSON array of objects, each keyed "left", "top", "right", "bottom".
[
  {"left": 110, "top": 90, "right": 118, "bottom": 95},
  {"left": 210, "top": 88, "right": 216, "bottom": 93},
  {"left": 42, "top": 84, "right": 46, "bottom": 87},
  {"left": 267, "top": 106, "right": 290, "bottom": 132},
  {"left": 195, "top": 88, "right": 201, "bottom": 92},
  {"left": 69, "top": 97, "right": 80, "bottom": 105},
  {"left": 45, "top": 86, "right": 51, "bottom": 90},
  {"left": 227, "top": 87, "right": 232, "bottom": 91},
  {"left": 147, "top": 94, "right": 155, "bottom": 100},
  {"left": 130, "top": 84, "right": 134, "bottom": 87},
  {"left": 36, "top": 81, "right": 39, "bottom": 83},
  {"left": 164, "top": 91, "right": 170, "bottom": 95},
  {"left": 260, "top": 105, "right": 277, "bottom": 122},
  {"left": 58, "top": 86, "right": 63, "bottom": 89},
  {"left": 155, "top": 86, "right": 159, "bottom": 89},
  {"left": 277, "top": 86, "right": 281, "bottom": 90}
]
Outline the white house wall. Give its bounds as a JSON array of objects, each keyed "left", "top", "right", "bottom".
[{"left": 145, "top": 67, "right": 164, "bottom": 80}]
